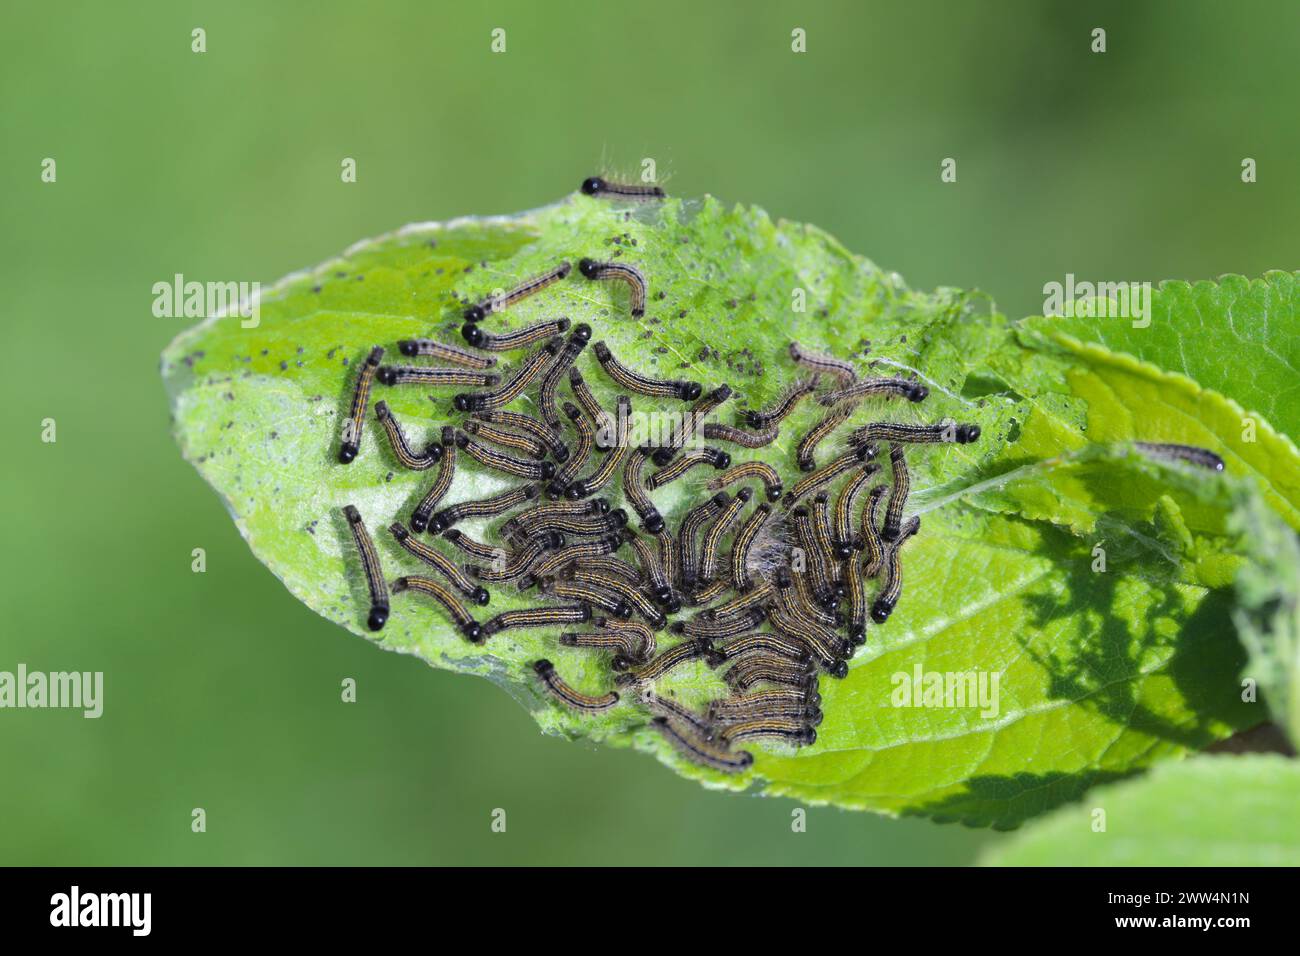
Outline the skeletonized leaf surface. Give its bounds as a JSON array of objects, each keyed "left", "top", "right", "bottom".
[{"left": 162, "top": 194, "right": 1294, "bottom": 825}]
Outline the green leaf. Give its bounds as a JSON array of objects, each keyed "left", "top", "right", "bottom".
[
  {"left": 981, "top": 755, "right": 1300, "bottom": 866},
  {"left": 161, "top": 193, "right": 1276, "bottom": 825},
  {"left": 1230, "top": 492, "right": 1300, "bottom": 743},
  {"left": 1022, "top": 272, "right": 1300, "bottom": 441}
]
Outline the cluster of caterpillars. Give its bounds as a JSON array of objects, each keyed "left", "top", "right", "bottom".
[{"left": 333, "top": 175, "right": 987, "bottom": 774}]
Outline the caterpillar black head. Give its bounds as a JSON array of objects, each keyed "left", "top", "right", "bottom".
[
  {"left": 906, "top": 382, "right": 929, "bottom": 402},
  {"left": 955, "top": 423, "right": 981, "bottom": 443},
  {"left": 578, "top": 258, "right": 600, "bottom": 279},
  {"left": 580, "top": 177, "right": 606, "bottom": 196},
  {"left": 462, "top": 324, "right": 486, "bottom": 347},
  {"left": 367, "top": 607, "right": 389, "bottom": 632},
  {"left": 463, "top": 303, "right": 487, "bottom": 323}
]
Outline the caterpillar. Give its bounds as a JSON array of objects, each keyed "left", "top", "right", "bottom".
[
  {"left": 463, "top": 262, "right": 571, "bottom": 323},
  {"left": 462, "top": 317, "right": 571, "bottom": 352},
  {"left": 339, "top": 346, "right": 383, "bottom": 464},
  {"left": 533, "top": 659, "right": 619, "bottom": 711},
  {"left": 397, "top": 338, "right": 496, "bottom": 369},
  {"left": 581, "top": 176, "right": 666, "bottom": 201},
  {"left": 591, "top": 341, "right": 700, "bottom": 400},
  {"left": 343, "top": 504, "right": 389, "bottom": 631},
  {"left": 578, "top": 258, "right": 648, "bottom": 317}
]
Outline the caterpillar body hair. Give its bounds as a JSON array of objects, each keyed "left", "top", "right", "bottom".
[
  {"left": 455, "top": 431, "right": 556, "bottom": 481},
  {"left": 819, "top": 376, "right": 928, "bottom": 405},
  {"left": 810, "top": 493, "right": 842, "bottom": 587},
  {"left": 729, "top": 503, "right": 772, "bottom": 592},
  {"left": 715, "top": 717, "right": 816, "bottom": 747},
  {"left": 500, "top": 496, "right": 608, "bottom": 538},
  {"left": 473, "top": 409, "right": 570, "bottom": 462},
  {"left": 378, "top": 365, "right": 498, "bottom": 388},
  {"left": 463, "top": 262, "right": 571, "bottom": 323},
  {"left": 678, "top": 492, "right": 729, "bottom": 591},
  {"left": 651, "top": 716, "right": 753, "bottom": 773},
  {"left": 646, "top": 447, "right": 732, "bottom": 490},
  {"left": 578, "top": 258, "right": 648, "bottom": 317},
  {"left": 709, "top": 461, "right": 784, "bottom": 502},
  {"left": 615, "top": 638, "right": 723, "bottom": 686},
  {"left": 374, "top": 401, "right": 444, "bottom": 470},
  {"left": 580, "top": 176, "right": 666, "bottom": 201},
  {"left": 708, "top": 685, "right": 822, "bottom": 720},
  {"left": 565, "top": 396, "right": 631, "bottom": 499},
  {"left": 461, "top": 419, "right": 548, "bottom": 461},
  {"left": 483, "top": 603, "right": 590, "bottom": 635},
  {"left": 655, "top": 529, "right": 679, "bottom": 600},
  {"left": 533, "top": 659, "right": 619, "bottom": 711},
  {"left": 701, "top": 421, "right": 779, "bottom": 449},
  {"left": 389, "top": 523, "right": 489, "bottom": 605},
  {"left": 397, "top": 338, "right": 496, "bottom": 369},
  {"left": 850, "top": 420, "right": 981, "bottom": 447},
  {"left": 653, "top": 386, "right": 733, "bottom": 465},
  {"left": 623, "top": 446, "right": 664, "bottom": 533},
  {"left": 538, "top": 323, "right": 591, "bottom": 429},
  {"left": 777, "top": 566, "right": 841, "bottom": 628},
  {"left": 426, "top": 482, "right": 540, "bottom": 534},
  {"left": 568, "top": 367, "right": 617, "bottom": 450},
  {"left": 567, "top": 566, "right": 665, "bottom": 629},
  {"left": 548, "top": 402, "right": 595, "bottom": 496},
  {"left": 1134, "top": 442, "right": 1226, "bottom": 472},
  {"left": 441, "top": 528, "right": 504, "bottom": 562},
  {"left": 628, "top": 533, "right": 674, "bottom": 605},
  {"left": 508, "top": 508, "right": 626, "bottom": 540},
  {"left": 594, "top": 617, "right": 659, "bottom": 666},
  {"left": 670, "top": 608, "right": 764, "bottom": 639},
  {"left": 703, "top": 577, "right": 774, "bottom": 621},
  {"left": 525, "top": 533, "right": 625, "bottom": 580},
  {"left": 453, "top": 337, "right": 559, "bottom": 412},
  {"left": 466, "top": 536, "right": 555, "bottom": 583},
  {"left": 767, "top": 608, "right": 850, "bottom": 678},
  {"left": 722, "top": 655, "right": 816, "bottom": 691},
  {"left": 409, "top": 427, "right": 459, "bottom": 532},
  {"left": 871, "top": 515, "right": 920, "bottom": 624},
  {"left": 789, "top": 341, "right": 856, "bottom": 383},
  {"left": 861, "top": 484, "right": 889, "bottom": 578},
  {"left": 699, "top": 488, "right": 752, "bottom": 585},
  {"left": 882, "top": 444, "right": 911, "bottom": 541},
  {"left": 843, "top": 546, "right": 868, "bottom": 646},
  {"left": 462, "top": 317, "right": 570, "bottom": 352},
  {"left": 642, "top": 695, "right": 713, "bottom": 737},
  {"left": 796, "top": 403, "right": 856, "bottom": 472},
  {"left": 785, "top": 446, "right": 872, "bottom": 508},
  {"left": 560, "top": 629, "right": 651, "bottom": 664},
  {"left": 339, "top": 346, "right": 383, "bottom": 464},
  {"left": 392, "top": 574, "right": 481, "bottom": 641},
  {"left": 790, "top": 506, "right": 840, "bottom": 610},
  {"left": 745, "top": 377, "right": 819, "bottom": 429},
  {"left": 540, "top": 577, "right": 632, "bottom": 619},
  {"left": 833, "top": 464, "right": 879, "bottom": 557},
  {"left": 712, "top": 630, "right": 810, "bottom": 665},
  {"left": 684, "top": 578, "right": 730, "bottom": 608},
  {"left": 590, "top": 341, "right": 700, "bottom": 400},
  {"left": 343, "top": 504, "right": 389, "bottom": 631}
]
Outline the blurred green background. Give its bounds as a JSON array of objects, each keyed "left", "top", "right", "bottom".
[{"left": 2, "top": 0, "right": 1297, "bottom": 865}]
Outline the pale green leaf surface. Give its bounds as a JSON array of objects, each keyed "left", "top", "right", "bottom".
[
  {"left": 982, "top": 755, "right": 1300, "bottom": 866},
  {"left": 162, "top": 194, "right": 1273, "bottom": 825}
]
